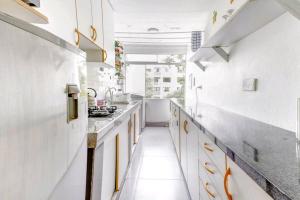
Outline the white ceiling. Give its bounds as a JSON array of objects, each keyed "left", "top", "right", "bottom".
[{"left": 110, "top": 0, "right": 215, "bottom": 52}]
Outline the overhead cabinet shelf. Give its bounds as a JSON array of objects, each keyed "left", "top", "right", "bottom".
[
  {"left": 205, "top": 0, "right": 285, "bottom": 47},
  {"left": 191, "top": 0, "right": 286, "bottom": 65},
  {"left": 0, "top": 0, "right": 48, "bottom": 24}
]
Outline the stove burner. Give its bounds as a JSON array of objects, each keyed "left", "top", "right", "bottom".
[{"left": 88, "top": 106, "right": 118, "bottom": 118}]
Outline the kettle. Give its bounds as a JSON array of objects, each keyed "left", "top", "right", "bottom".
[{"left": 87, "top": 88, "right": 97, "bottom": 108}]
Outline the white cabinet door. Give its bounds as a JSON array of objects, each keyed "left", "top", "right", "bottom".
[
  {"left": 102, "top": 0, "right": 115, "bottom": 67},
  {"left": 173, "top": 106, "right": 180, "bottom": 159},
  {"left": 187, "top": 122, "right": 200, "bottom": 200},
  {"left": 91, "top": 0, "right": 104, "bottom": 47},
  {"left": 227, "top": 158, "right": 273, "bottom": 200},
  {"left": 101, "top": 133, "right": 117, "bottom": 200},
  {"left": 91, "top": 144, "right": 104, "bottom": 200},
  {"left": 35, "top": 0, "right": 77, "bottom": 45},
  {"left": 76, "top": 0, "right": 93, "bottom": 40},
  {"left": 118, "top": 117, "right": 130, "bottom": 185},
  {"left": 180, "top": 111, "right": 188, "bottom": 180}
]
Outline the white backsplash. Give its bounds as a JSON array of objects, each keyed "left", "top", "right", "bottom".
[{"left": 87, "top": 62, "right": 118, "bottom": 100}]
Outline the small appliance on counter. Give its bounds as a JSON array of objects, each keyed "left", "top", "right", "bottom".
[{"left": 87, "top": 88, "right": 98, "bottom": 108}]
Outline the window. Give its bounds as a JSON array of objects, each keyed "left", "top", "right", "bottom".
[
  {"left": 164, "top": 87, "right": 170, "bottom": 92},
  {"left": 163, "top": 77, "right": 171, "bottom": 83},
  {"left": 125, "top": 54, "right": 186, "bottom": 99}
]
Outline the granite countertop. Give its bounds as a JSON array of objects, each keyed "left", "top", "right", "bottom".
[
  {"left": 171, "top": 99, "right": 299, "bottom": 200},
  {"left": 88, "top": 100, "right": 141, "bottom": 146}
]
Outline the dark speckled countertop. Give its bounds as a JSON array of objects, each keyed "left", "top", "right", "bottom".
[{"left": 171, "top": 99, "right": 300, "bottom": 200}]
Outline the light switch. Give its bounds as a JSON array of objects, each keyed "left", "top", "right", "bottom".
[{"left": 243, "top": 78, "right": 257, "bottom": 91}]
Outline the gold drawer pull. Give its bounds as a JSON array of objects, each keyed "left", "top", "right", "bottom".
[
  {"left": 102, "top": 49, "right": 107, "bottom": 62},
  {"left": 183, "top": 120, "right": 188, "bottom": 134},
  {"left": 74, "top": 28, "right": 80, "bottom": 46},
  {"left": 204, "top": 182, "right": 216, "bottom": 198},
  {"left": 224, "top": 168, "right": 233, "bottom": 200},
  {"left": 204, "top": 162, "right": 215, "bottom": 174},
  {"left": 204, "top": 142, "right": 214, "bottom": 152},
  {"left": 90, "top": 25, "right": 95, "bottom": 41}
]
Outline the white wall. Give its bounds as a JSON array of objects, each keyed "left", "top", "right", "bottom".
[
  {"left": 186, "top": 13, "right": 300, "bottom": 132},
  {"left": 125, "top": 65, "right": 146, "bottom": 96}
]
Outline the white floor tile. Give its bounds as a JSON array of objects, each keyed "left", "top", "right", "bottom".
[{"left": 118, "top": 127, "right": 190, "bottom": 200}]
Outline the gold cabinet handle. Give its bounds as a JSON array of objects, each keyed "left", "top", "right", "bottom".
[
  {"left": 102, "top": 49, "right": 107, "bottom": 62},
  {"left": 183, "top": 120, "right": 188, "bottom": 134},
  {"left": 115, "top": 134, "right": 120, "bottom": 191},
  {"left": 204, "top": 162, "right": 215, "bottom": 174},
  {"left": 90, "top": 26, "right": 97, "bottom": 41},
  {"left": 224, "top": 168, "right": 233, "bottom": 200},
  {"left": 204, "top": 182, "right": 216, "bottom": 198},
  {"left": 93, "top": 27, "right": 97, "bottom": 41},
  {"left": 74, "top": 28, "right": 80, "bottom": 46},
  {"left": 204, "top": 142, "right": 214, "bottom": 152}
]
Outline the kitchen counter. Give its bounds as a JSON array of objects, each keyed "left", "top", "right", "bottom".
[
  {"left": 88, "top": 100, "right": 142, "bottom": 147},
  {"left": 171, "top": 99, "right": 299, "bottom": 200}
]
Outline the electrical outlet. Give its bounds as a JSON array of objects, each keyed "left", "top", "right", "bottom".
[{"left": 243, "top": 78, "right": 257, "bottom": 91}]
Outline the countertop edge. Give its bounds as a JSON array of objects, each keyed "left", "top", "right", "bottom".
[
  {"left": 170, "top": 99, "right": 292, "bottom": 200},
  {"left": 88, "top": 101, "right": 142, "bottom": 148}
]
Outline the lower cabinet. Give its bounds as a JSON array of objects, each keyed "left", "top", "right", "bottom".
[
  {"left": 180, "top": 111, "right": 188, "bottom": 179},
  {"left": 173, "top": 102, "right": 273, "bottom": 200},
  {"left": 180, "top": 111, "right": 200, "bottom": 200},
  {"left": 187, "top": 121, "right": 200, "bottom": 200},
  {"left": 226, "top": 158, "right": 273, "bottom": 200},
  {"left": 100, "top": 132, "right": 117, "bottom": 200}
]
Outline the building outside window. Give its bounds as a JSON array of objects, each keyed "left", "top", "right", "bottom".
[{"left": 126, "top": 54, "right": 186, "bottom": 99}]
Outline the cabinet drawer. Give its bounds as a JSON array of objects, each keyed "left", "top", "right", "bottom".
[
  {"left": 199, "top": 178, "right": 223, "bottom": 200},
  {"left": 199, "top": 132, "right": 226, "bottom": 173},
  {"left": 227, "top": 158, "right": 273, "bottom": 200},
  {"left": 199, "top": 153, "right": 227, "bottom": 200}
]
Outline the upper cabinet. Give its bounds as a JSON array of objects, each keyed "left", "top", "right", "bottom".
[
  {"left": 0, "top": 0, "right": 48, "bottom": 24},
  {"left": 35, "top": 0, "right": 77, "bottom": 45},
  {"left": 75, "top": 0, "right": 93, "bottom": 41},
  {"left": 102, "top": 0, "right": 115, "bottom": 67},
  {"left": 91, "top": 0, "right": 104, "bottom": 48}
]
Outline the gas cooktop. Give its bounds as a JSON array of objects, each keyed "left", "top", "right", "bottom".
[{"left": 88, "top": 106, "right": 118, "bottom": 118}]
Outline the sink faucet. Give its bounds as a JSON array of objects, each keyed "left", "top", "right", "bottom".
[{"left": 105, "top": 87, "right": 117, "bottom": 105}]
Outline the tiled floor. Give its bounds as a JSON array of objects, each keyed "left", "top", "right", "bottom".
[{"left": 118, "top": 127, "right": 190, "bottom": 200}]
